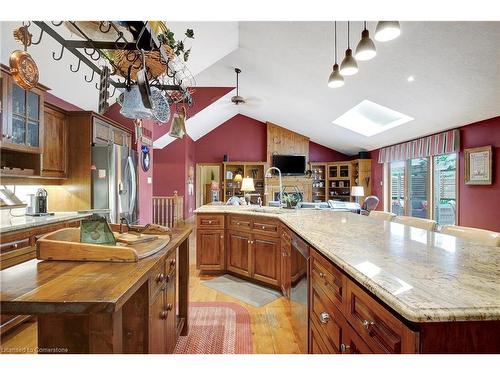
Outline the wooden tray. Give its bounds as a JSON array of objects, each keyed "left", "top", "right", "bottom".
[{"left": 36, "top": 228, "right": 170, "bottom": 263}]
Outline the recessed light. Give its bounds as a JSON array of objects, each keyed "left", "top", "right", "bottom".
[
  {"left": 332, "top": 100, "right": 414, "bottom": 137},
  {"left": 407, "top": 75, "right": 415, "bottom": 82}
]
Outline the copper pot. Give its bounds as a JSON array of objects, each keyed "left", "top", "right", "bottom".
[{"left": 9, "top": 50, "right": 39, "bottom": 90}]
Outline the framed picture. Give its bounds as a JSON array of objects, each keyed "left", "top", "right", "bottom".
[{"left": 464, "top": 145, "right": 493, "bottom": 185}]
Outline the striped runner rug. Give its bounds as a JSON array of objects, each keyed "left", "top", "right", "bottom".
[{"left": 174, "top": 302, "right": 253, "bottom": 354}]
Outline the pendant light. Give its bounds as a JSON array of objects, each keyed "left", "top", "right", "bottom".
[
  {"left": 328, "top": 21, "right": 344, "bottom": 88},
  {"left": 340, "top": 21, "right": 358, "bottom": 76},
  {"left": 374, "top": 21, "right": 401, "bottom": 42},
  {"left": 355, "top": 21, "right": 377, "bottom": 61}
]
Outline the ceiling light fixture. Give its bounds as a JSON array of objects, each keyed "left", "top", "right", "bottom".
[
  {"left": 340, "top": 21, "right": 358, "bottom": 76},
  {"left": 374, "top": 21, "right": 401, "bottom": 42},
  {"left": 328, "top": 21, "right": 344, "bottom": 88},
  {"left": 407, "top": 75, "right": 415, "bottom": 82},
  {"left": 355, "top": 21, "right": 377, "bottom": 61}
]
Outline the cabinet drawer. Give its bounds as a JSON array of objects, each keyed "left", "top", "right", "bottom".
[
  {"left": 196, "top": 215, "right": 224, "bottom": 229},
  {"left": 252, "top": 219, "right": 279, "bottom": 236},
  {"left": 165, "top": 250, "right": 176, "bottom": 276},
  {"left": 311, "top": 250, "right": 347, "bottom": 313},
  {"left": 0, "top": 237, "right": 31, "bottom": 255},
  {"left": 346, "top": 280, "right": 418, "bottom": 354},
  {"left": 310, "top": 318, "right": 332, "bottom": 354},
  {"left": 228, "top": 215, "right": 252, "bottom": 231},
  {"left": 310, "top": 285, "right": 346, "bottom": 353},
  {"left": 149, "top": 260, "right": 167, "bottom": 299},
  {"left": 280, "top": 226, "right": 292, "bottom": 243}
]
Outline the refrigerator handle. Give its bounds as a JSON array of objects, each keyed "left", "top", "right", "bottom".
[{"left": 127, "top": 155, "right": 137, "bottom": 218}]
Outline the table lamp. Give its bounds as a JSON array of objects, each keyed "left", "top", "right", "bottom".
[
  {"left": 351, "top": 186, "right": 365, "bottom": 204},
  {"left": 241, "top": 177, "right": 255, "bottom": 205}
]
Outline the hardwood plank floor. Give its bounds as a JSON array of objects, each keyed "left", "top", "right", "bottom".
[{"left": 0, "top": 231, "right": 304, "bottom": 354}]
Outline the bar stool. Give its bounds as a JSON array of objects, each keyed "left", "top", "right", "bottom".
[
  {"left": 369, "top": 211, "right": 396, "bottom": 222},
  {"left": 440, "top": 225, "right": 500, "bottom": 247},
  {"left": 394, "top": 216, "right": 437, "bottom": 231}
]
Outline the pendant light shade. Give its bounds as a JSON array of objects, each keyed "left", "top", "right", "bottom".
[
  {"left": 328, "top": 63, "right": 344, "bottom": 88},
  {"left": 327, "top": 21, "right": 344, "bottom": 88},
  {"left": 340, "top": 48, "right": 358, "bottom": 76},
  {"left": 355, "top": 24, "right": 377, "bottom": 61},
  {"left": 340, "top": 22, "right": 358, "bottom": 76},
  {"left": 374, "top": 21, "right": 401, "bottom": 42}
]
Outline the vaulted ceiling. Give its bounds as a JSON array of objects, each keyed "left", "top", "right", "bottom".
[{"left": 2, "top": 21, "right": 498, "bottom": 155}]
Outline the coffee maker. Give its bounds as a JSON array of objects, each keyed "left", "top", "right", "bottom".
[{"left": 27, "top": 188, "right": 50, "bottom": 216}]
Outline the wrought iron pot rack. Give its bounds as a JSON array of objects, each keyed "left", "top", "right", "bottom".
[{"left": 26, "top": 21, "right": 194, "bottom": 104}]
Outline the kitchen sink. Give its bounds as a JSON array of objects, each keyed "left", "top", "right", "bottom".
[{"left": 248, "top": 207, "right": 286, "bottom": 214}]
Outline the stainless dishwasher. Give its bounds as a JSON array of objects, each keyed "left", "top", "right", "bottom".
[{"left": 290, "top": 233, "right": 310, "bottom": 353}]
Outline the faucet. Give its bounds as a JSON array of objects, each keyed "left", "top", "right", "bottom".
[
  {"left": 257, "top": 196, "right": 262, "bottom": 207},
  {"left": 119, "top": 217, "right": 130, "bottom": 234},
  {"left": 265, "top": 167, "right": 283, "bottom": 208}
]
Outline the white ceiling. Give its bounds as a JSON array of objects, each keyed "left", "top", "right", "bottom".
[
  {"left": 194, "top": 21, "right": 500, "bottom": 155},
  {"left": 0, "top": 21, "right": 239, "bottom": 111}
]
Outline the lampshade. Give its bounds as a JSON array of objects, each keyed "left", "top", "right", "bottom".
[
  {"left": 355, "top": 29, "right": 377, "bottom": 61},
  {"left": 374, "top": 21, "right": 401, "bottom": 42},
  {"left": 340, "top": 48, "right": 358, "bottom": 76},
  {"left": 328, "top": 63, "right": 344, "bottom": 88},
  {"left": 351, "top": 186, "right": 365, "bottom": 197},
  {"left": 240, "top": 177, "right": 255, "bottom": 192},
  {"left": 233, "top": 173, "right": 243, "bottom": 183},
  {"left": 210, "top": 181, "right": 220, "bottom": 191}
]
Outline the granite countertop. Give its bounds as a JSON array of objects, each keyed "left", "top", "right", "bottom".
[
  {"left": 0, "top": 212, "right": 92, "bottom": 234},
  {"left": 195, "top": 205, "right": 500, "bottom": 323}
]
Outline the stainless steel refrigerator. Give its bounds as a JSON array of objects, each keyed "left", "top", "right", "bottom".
[{"left": 91, "top": 144, "right": 138, "bottom": 224}]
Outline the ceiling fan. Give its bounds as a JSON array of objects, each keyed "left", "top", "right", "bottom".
[{"left": 230, "top": 68, "right": 263, "bottom": 108}]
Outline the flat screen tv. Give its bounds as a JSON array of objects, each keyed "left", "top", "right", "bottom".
[{"left": 272, "top": 155, "right": 306, "bottom": 176}]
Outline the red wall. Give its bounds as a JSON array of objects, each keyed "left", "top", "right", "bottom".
[
  {"left": 44, "top": 92, "right": 82, "bottom": 111},
  {"left": 195, "top": 114, "right": 267, "bottom": 163},
  {"left": 104, "top": 104, "right": 154, "bottom": 225},
  {"left": 370, "top": 116, "right": 500, "bottom": 232},
  {"left": 309, "top": 141, "right": 348, "bottom": 162}
]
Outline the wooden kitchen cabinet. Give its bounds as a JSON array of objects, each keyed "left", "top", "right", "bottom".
[
  {"left": 251, "top": 233, "right": 280, "bottom": 287},
  {"left": 196, "top": 229, "right": 225, "bottom": 271},
  {"left": 41, "top": 105, "right": 67, "bottom": 178},
  {"left": 0, "top": 72, "right": 45, "bottom": 153},
  {"left": 149, "top": 287, "right": 167, "bottom": 354},
  {"left": 280, "top": 227, "right": 292, "bottom": 298},
  {"left": 227, "top": 230, "right": 251, "bottom": 277}
]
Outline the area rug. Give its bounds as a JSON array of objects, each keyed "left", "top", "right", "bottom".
[
  {"left": 174, "top": 302, "right": 253, "bottom": 354},
  {"left": 202, "top": 274, "right": 282, "bottom": 307}
]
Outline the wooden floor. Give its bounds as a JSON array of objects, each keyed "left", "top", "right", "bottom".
[{"left": 1, "top": 231, "right": 303, "bottom": 354}]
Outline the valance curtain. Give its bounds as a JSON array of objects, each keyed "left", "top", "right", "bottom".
[{"left": 377, "top": 129, "right": 460, "bottom": 163}]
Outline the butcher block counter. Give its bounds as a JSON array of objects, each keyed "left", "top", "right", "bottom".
[
  {"left": 0, "top": 225, "right": 192, "bottom": 354},
  {"left": 195, "top": 205, "right": 500, "bottom": 353}
]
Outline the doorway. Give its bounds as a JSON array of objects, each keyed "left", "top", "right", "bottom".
[{"left": 195, "top": 163, "right": 222, "bottom": 208}]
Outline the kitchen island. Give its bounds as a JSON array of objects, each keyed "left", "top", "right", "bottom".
[
  {"left": 195, "top": 205, "right": 500, "bottom": 353},
  {"left": 0, "top": 225, "right": 192, "bottom": 353}
]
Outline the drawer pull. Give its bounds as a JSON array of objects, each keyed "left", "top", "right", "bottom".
[
  {"left": 319, "top": 272, "right": 325, "bottom": 278},
  {"left": 236, "top": 222, "right": 240, "bottom": 225},
  {"left": 170, "top": 259, "right": 176, "bottom": 267},
  {"left": 262, "top": 226, "right": 266, "bottom": 229},
  {"left": 340, "top": 343, "right": 351, "bottom": 353},
  {"left": 319, "top": 312, "right": 330, "bottom": 324},
  {"left": 220, "top": 235, "right": 224, "bottom": 239},
  {"left": 12, "top": 243, "right": 18, "bottom": 249},
  {"left": 156, "top": 273, "right": 165, "bottom": 283},
  {"left": 363, "top": 320, "right": 375, "bottom": 330},
  {"left": 248, "top": 240, "right": 251, "bottom": 244},
  {"left": 166, "top": 303, "right": 173, "bottom": 311},
  {"left": 165, "top": 274, "right": 171, "bottom": 283},
  {"left": 160, "top": 311, "right": 168, "bottom": 320},
  {"left": 208, "top": 220, "right": 213, "bottom": 224}
]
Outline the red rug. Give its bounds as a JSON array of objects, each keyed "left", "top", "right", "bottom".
[{"left": 174, "top": 302, "right": 253, "bottom": 354}]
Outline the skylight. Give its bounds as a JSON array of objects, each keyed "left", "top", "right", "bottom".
[{"left": 333, "top": 100, "right": 413, "bottom": 137}]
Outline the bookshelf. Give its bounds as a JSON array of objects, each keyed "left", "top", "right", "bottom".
[{"left": 222, "top": 162, "right": 267, "bottom": 203}]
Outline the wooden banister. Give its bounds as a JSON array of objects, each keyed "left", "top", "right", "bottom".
[{"left": 152, "top": 193, "right": 184, "bottom": 228}]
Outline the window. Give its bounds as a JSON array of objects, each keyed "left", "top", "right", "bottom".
[
  {"left": 433, "top": 154, "right": 457, "bottom": 225},
  {"left": 387, "top": 153, "right": 457, "bottom": 225},
  {"left": 390, "top": 161, "right": 405, "bottom": 216}
]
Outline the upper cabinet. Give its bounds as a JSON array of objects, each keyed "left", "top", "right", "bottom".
[
  {"left": 1, "top": 74, "right": 45, "bottom": 153},
  {"left": 41, "top": 106, "right": 67, "bottom": 178}
]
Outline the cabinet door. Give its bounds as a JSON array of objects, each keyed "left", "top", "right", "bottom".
[
  {"left": 196, "top": 229, "right": 225, "bottom": 271},
  {"left": 165, "top": 271, "right": 176, "bottom": 353},
  {"left": 227, "top": 230, "right": 251, "bottom": 277},
  {"left": 41, "top": 107, "right": 67, "bottom": 178},
  {"left": 251, "top": 233, "right": 280, "bottom": 286},
  {"left": 280, "top": 238, "right": 291, "bottom": 297},
  {"left": 149, "top": 289, "right": 166, "bottom": 354}
]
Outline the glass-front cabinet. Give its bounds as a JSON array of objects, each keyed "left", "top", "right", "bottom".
[{"left": 1, "top": 73, "right": 44, "bottom": 153}]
